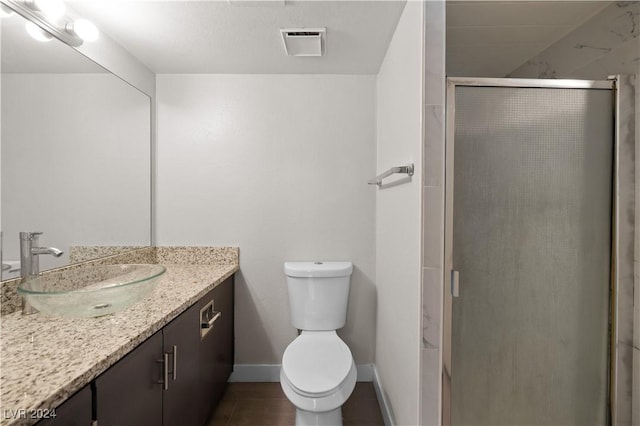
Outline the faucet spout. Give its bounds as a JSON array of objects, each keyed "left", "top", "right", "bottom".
[{"left": 31, "top": 247, "right": 64, "bottom": 257}]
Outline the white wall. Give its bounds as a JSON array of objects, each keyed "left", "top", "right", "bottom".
[
  {"left": 1, "top": 74, "right": 151, "bottom": 273},
  {"left": 156, "top": 74, "right": 376, "bottom": 365},
  {"left": 375, "top": 1, "right": 424, "bottom": 424}
]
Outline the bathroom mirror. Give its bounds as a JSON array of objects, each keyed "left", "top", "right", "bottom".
[{"left": 0, "top": 10, "right": 151, "bottom": 280}]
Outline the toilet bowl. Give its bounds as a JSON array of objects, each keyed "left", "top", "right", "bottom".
[
  {"left": 281, "top": 261, "right": 355, "bottom": 426},
  {"left": 280, "top": 331, "right": 357, "bottom": 425}
]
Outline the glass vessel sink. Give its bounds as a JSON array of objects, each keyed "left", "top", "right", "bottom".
[{"left": 17, "top": 264, "right": 166, "bottom": 318}]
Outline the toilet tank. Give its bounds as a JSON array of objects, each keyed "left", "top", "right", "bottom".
[{"left": 284, "top": 261, "right": 353, "bottom": 331}]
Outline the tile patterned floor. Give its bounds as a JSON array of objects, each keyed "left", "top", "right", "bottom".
[{"left": 207, "top": 382, "right": 385, "bottom": 426}]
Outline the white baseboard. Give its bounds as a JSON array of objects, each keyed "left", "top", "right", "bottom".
[
  {"left": 356, "top": 363, "right": 374, "bottom": 381},
  {"left": 373, "top": 365, "right": 395, "bottom": 426},
  {"left": 229, "top": 363, "right": 375, "bottom": 383},
  {"left": 229, "top": 364, "right": 281, "bottom": 382}
]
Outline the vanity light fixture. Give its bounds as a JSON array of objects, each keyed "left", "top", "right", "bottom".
[
  {"left": 25, "top": 20, "right": 52, "bottom": 41},
  {"left": 0, "top": 0, "right": 100, "bottom": 46},
  {"left": 25, "top": 0, "right": 65, "bottom": 21},
  {"left": 0, "top": 3, "right": 14, "bottom": 17},
  {"left": 65, "top": 18, "right": 98, "bottom": 42}
]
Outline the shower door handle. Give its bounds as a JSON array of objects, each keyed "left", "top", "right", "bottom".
[{"left": 451, "top": 270, "right": 459, "bottom": 297}]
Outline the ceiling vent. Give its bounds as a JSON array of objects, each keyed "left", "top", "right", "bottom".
[{"left": 280, "top": 28, "right": 326, "bottom": 57}]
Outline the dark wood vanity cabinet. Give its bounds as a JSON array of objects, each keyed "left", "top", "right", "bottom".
[
  {"left": 93, "top": 276, "right": 234, "bottom": 426},
  {"left": 197, "top": 276, "right": 234, "bottom": 422},
  {"left": 95, "top": 305, "right": 203, "bottom": 426},
  {"left": 94, "top": 331, "right": 164, "bottom": 426},
  {"left": 162, "top": 300, "right": 201, "bottom": 426},
  {"left": 36, "top": 385, "right": 92, "bottom": 426}
]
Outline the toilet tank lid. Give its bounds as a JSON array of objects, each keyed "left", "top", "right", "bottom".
[{"left": 284, "top": 261, "right": 353, "bottom": 278}]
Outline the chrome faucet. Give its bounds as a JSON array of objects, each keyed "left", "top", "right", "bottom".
[{"left": 19, "top": 232, "right": 63, "bottom": 315}]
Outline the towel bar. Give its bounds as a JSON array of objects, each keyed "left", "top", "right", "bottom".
[{"left": 368, "top": 164, "right": 414, "bottom": 187}]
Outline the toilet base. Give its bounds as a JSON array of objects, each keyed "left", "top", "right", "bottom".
[{"left": 295, "top": 407, "right": 342, "bottom": 426}]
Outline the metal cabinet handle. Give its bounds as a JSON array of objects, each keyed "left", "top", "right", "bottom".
[
  {"left": 163, "top": 352, "right": 169, "bottom": 390},
  {"left": 156, "top": 354, "right": 169, "bottom": 390},
  {"left": 202, "top": 311, "right": 221, "bottom": 329},
  {"left": 172, "top": 345, "right": 177, "bottom": 381},
  {"left": 157, "top": 346, "right": 177, "bottom": 388}
]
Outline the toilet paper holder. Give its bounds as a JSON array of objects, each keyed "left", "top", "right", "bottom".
[{"left": 200, "top": 299, "right": 221, "bottom": 339}]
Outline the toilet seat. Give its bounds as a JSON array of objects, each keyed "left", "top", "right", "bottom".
[{"left": 282, "top": 331, "right": 353, "bottom": 398}]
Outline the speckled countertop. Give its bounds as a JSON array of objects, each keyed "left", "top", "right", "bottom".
[{"left": 0, "top": 262, "right": 238, "bottom": 425}]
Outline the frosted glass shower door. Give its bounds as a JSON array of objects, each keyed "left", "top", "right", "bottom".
[{"left": 450, "top": 85, "right": 613, "bottom": 425}]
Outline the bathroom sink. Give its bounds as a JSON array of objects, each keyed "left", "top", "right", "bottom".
[{"left": 17, "top": 264, "right": 166, "bottom": 318}]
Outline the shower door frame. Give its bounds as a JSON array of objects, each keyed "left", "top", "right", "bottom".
[{"left": 442, "top": 76, "right": 627, "bottom": 426}]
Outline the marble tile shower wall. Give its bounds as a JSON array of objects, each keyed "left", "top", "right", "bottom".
[
  {"left": 509, "top": 1, "right": 639, "bottom": 79},
  {"left": 476, "top": 2, "right": 638, "bottom": 423},
  {"left": 509, "top": 0, "right": 640, "bottom": 419},
  {"left": 616, "top": 75, "right": 636, "bottom": 426},
  {"left": 425, "top": 2, "right": 638, "bottom": 423},
  {"left": 632, "top": 79, "right": 639, "bottom": 426},
  {"left": 421, "top": 1, "right": 446, "bottom": 425}
]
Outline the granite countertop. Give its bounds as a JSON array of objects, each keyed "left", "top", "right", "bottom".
[{"left": 0, "top": 263, "right": 238, "bottom": 425}]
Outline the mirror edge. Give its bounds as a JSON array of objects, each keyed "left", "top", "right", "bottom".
[{"left": 0, "top": 0, "right": 156, "bottom": 283}]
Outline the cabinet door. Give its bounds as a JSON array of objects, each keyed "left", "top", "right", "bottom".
[
  {"left": 95, "top": 331, "right": 163, "bottom": 426},
  {"left": 199, "top": 276, "right": 234, "bottom": 422},
  {"left": 36, "top": 385, "right": 91, "bottom": 426},
  {"left": 162, "top": 301, "right": 201, "bottom": 426}
]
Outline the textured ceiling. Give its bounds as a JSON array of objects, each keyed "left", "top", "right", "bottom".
[
  {"left": 447, "top": 1, "right": 612, "bottom": 77},
  {"left": 68, "top": 0, "right": 407, "bottom": 74},
  {"left": 7, "top": 0, "right": 615, "bottom": 78}
]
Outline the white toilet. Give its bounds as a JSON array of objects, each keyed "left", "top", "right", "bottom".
[{"left": 280, "top": 261, "right": 357, "bottom": 426}]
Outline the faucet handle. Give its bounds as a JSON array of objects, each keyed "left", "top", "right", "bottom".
[{"left": 19, "top": 232, "right": 43, "bottom": 241}]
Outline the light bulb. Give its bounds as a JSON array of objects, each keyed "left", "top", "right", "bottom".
[
  {"left": 68, "top": 18, "right": 98, "bottom": 42},
  {"left": 0, "top": 4, "right": 14, "bottom": 18},
  {"left": 25, "top": 21, "right": 52, "bottom": 42},
  {"left": 32, "top": 0, "right": 65, "bottom": 21}
]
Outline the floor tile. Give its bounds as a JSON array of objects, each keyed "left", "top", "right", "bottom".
[
  {"left": 224, "top": 383, "right": 288, "bottom": 400},
  {"left": 342, "top": 398, "right": 385, "bottom": 425},
  {"left": 208, "top": 382, "right": 384, "bottom": 426},
  {"left": 226, "top": 399, "right": 296, "bottom": 426},
  {"left": 207, "top": 398, "right": 237, "bottom": 426},
  {"left": 349, "top": 383, "right": 378, "bottom": 401}
]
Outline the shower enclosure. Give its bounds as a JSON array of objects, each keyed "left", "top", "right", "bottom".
[{"left": 442, "top": 77, "right": 623, "bottom": 425}]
